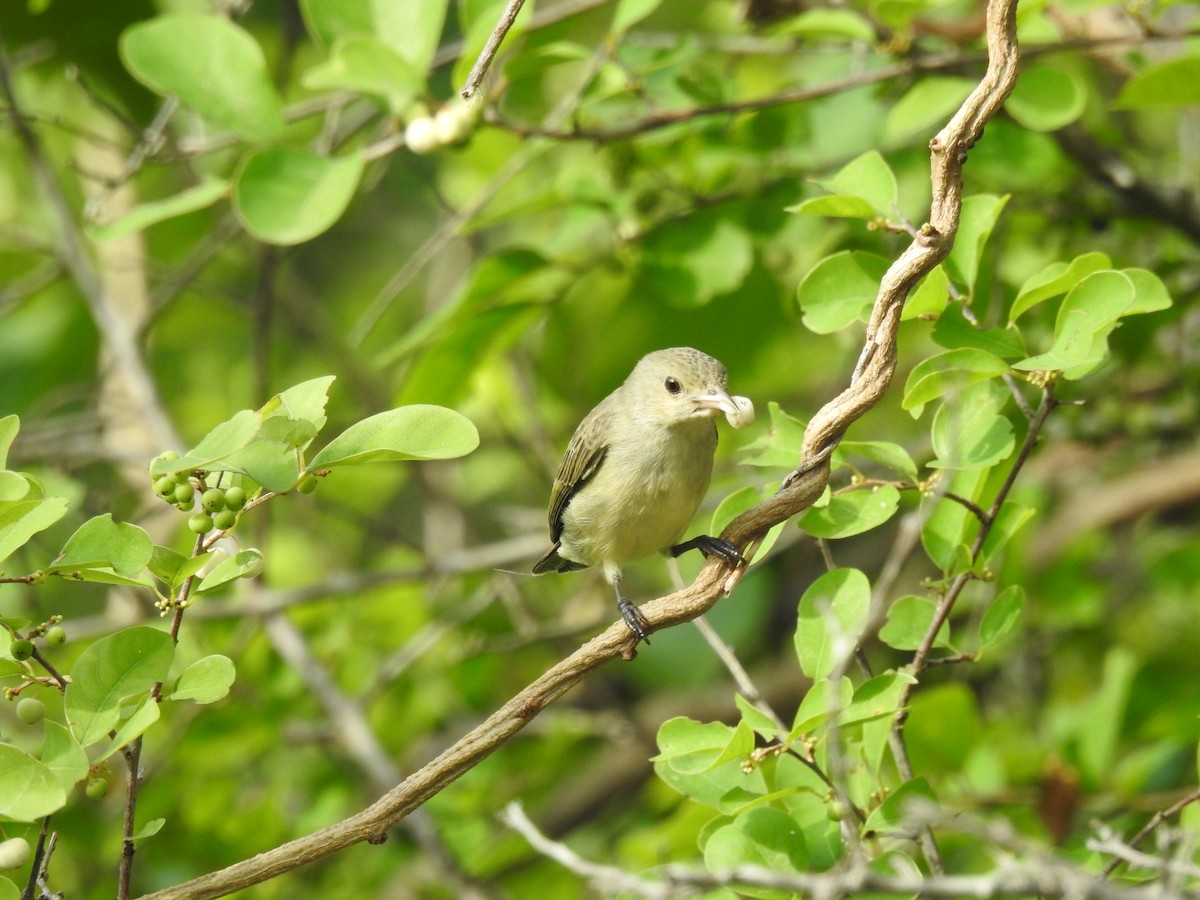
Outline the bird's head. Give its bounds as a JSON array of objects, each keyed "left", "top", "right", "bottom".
[{"left": 624, "top": 347, "right": 745, "bottom": 428}]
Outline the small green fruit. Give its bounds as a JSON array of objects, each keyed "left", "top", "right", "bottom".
[
  {"left": 16, "top": 697, "right": 45, "bottom": 725},
  {"left": 298, "top": 474, "right": 318, "bottom": 494},
  {"left": 86, "top": 777, "right": 110, "bottom": 800},
  {"left": 201, "top": 488, "right": 226, "bottom": 513},
  {"left": 154, "top": 476, "right": 177, "bottom": 498},
  {"left": 188, "top": 513, "right": 214, "bottom": 535},
  {"left": 45, "top": 625, "right": 66, "bottom": 646},
  {"left": 224, "top": 486, "right": 247, "bottom": 510},
  {"left": 10, "top": 639, "right": 33, "bottom": 661},
  {"left": 0, "top": 837, "right": 30, "bottom": 870},
  {"left": 173, "top": 482, "right": 196, "bottom": 505},
  {"left": 213, "top": 509, "right": 237, "bottom": 531}
]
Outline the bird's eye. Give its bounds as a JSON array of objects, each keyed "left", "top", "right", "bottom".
[{"left": 664, "top": 376, "right": 682, "bottom": 395}]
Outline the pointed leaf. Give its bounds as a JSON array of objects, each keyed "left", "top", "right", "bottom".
[
  {"left": 170, "top": 655, "right": 236, "bottom": 704},
  {"left": 65, "top": 627, "right": 175, "bottom": 747},
  {"left": 0, "top": 744, "right": 66, "bottom": 822},
  {"left": 309, "top": 405, "right": 478, "bottom": 468},
  {"left": 92, "top": 178, "right": 230, "bottom": 242},
  {"left": 978, "top": 585, "right": 1025, "bottom": 650},
  {"left": 795, "top": 568, "right": 870, "bottom": 680},
  {"left": 41, "top": 722, "right": 89, "bottom": 792},
  {"left": 0, "top": 497, "right": 69, "bottom": 566},
  {"left": 48, "top": 514, "right": 153, "bottom": 577},
  {"left": 195, "top": 549, "right": 264, "bottom": 593},
  {"left": 96, "top": 696, "right": 161, "bottom": 762}
]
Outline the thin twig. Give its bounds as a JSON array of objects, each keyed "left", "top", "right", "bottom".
[
  {"left": 1099, "top": 787, "right": 1200, "bottom": 879},
  {"left": 460, "top": 0, "right": 529, "bottom": 100}
]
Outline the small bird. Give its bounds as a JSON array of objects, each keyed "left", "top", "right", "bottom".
[{"left": 533, "top": 347, "right": 755, "bottom": 643}]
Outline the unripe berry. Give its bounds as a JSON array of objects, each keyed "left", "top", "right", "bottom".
[
  {"left": 10, "top": 639, "right": 33, "bottom": 661},
  {"left": 86, "top": 777, "right": 110, "bottom": 800},
  {"left": 16, "top": 697, "right": 45, "bottom": 724},
  {"left": 0, "top": 837, "right": 30, "bottom": 870},
  {"left": 201, "top": 488, "right": 225, "bottom": 513},
  {"left": 188, "top": 513, "right": 214, "bottom": 535},
  {"left": 224, "top": 486, "right": 247, "bottom": 510},
  {"left": 173, "top": 482, "right": 195, "bottom": 505},
  {"left": 213, "top": 509, "right": 237, "bottom": 531},
  {"left": 45, "top": 625, "right": 66, "bottom": 646},
  {"left": 154, "top": 476, "right": 177, "bottom": 498},
  {"left": 297, "top": 474, "right": 318, "bottom": 494}
]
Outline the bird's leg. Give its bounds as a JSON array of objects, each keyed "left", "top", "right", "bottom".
[
  {"left": 670, "top": 535, "right": 744, "bottom": 567},
  {"left": 608, "top": 570, "right": 651, "bottom": 644}
]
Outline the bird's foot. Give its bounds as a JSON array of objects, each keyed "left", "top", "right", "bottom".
[
  {"left": 618, "top": 597, "right": 651, "bottom": 645},
  {"left": 670, "top": 535, "right": 744, "bottom": 567}
]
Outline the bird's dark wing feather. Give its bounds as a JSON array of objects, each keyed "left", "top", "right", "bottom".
[{"left": 547, "top": 404, "right": 612, "bottom": 543}]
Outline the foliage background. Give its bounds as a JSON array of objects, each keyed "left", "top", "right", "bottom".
[{"left": 1, "top": 0, "right": 1199, "bottom": 896}]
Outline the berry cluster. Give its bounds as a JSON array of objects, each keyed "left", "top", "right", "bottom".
[{"left": 150, "top": 452, "right": 248, "bottom": 536}]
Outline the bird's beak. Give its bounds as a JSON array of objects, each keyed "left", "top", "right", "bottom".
[{"left": 693, "top": 389, "right": 755, "bottom": 429}]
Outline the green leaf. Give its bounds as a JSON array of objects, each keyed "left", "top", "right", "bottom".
[
  {"left": 1009, "top": 252, "right": 1112, "bottom": 323},
  {"left": 902, "top": 348, "right": 1010, "bottom": 417},
  {"left": 120, "top": 14, "right": 284, "bottom": 143},
  {"left": 131, "top": 818, "right": 166, "bottom": 842},
  {"left": 742, "top": 402, "right": 806, "bottom": 469},
  {"left": 65, "top": 627, "right": 175, "bottom": 747},
  {"left": 812, "top": 150, "right": 899, "bottom": 219},
  {"left": 945, "top": 194, "right": 1008, "bottom": 293},
  {"left": 1078, "top": 647, "right": 1137, "bottom": 784},
  {"left": 843, "top": 670, "right": 916, "bottom": 727},
  {"left": 654, "top": 717, "right": 738, "bottom": 774},
  {"left": 96, "top": 695, "right": 161, "bottom": 762},
  {"left": 613, "top": 0, "right": 665, "bottom": 32},
  {"left": 1015, "top": 270, "right": 1135, "bottom": 378},
  {"left": 91, "top": 178, "right": 229, "bottom": 242},
  {"left": 703, "top": 807, "right": 808, "bottom": 875},
  {"left": 921, "top": 469, "right": 984, "bottom": 572},
  {"left": 933, "top": 304, "right": 1026, "bottom": 358},
  {"left": 0, "top": 472, "right": 29, "bottom": 502},
  {"left": 834, "top": 441, "right": 918, "bottom": 480},
  {"left": 301, "top": 35, "right": 422, "bottom": 113},
  {"left": 41, "top": 722, "right": 89, "bottom": 793},
  {"left": 902, "top": 265, "right": 950, "bottom": 320},
  {"left": 217, "top": 439, "right": 301, "bottom": 493},
  {"left": 735, "top": 694, "right": 784, "bottom": 740},
  {"left": 797, "top": 251, "right": 888, "bottom": 334},
  {"left": 790, "top": 676, "right": 853, "bottom": 736},
  {"left": 170, "top": 655, "right": 236, "bottom": 704},
  {"left": 980, "top": 502, "right": 1035, "bottom": 563},
  {"left": 0, "top": 744, "right": 66, "bottom": 822},
  {"left": 1122, "top": 268, "right": 1172, "bottom": 315},
  {"left": 196, "top": 549, "right": 264, "bottom": 593},
  {"left": 978, "top": 584, "right": 1025, "bottom": 650},
  {"left": 864, "top": 776, "right": 937, "bottom": 834},
  {"left": 47, "top": 514, "right": 153, "bottom": 577},
  {"left": 879, "top": 596, "right": 950, "bottom": 651},
  {"left": 1006, "top": 65, "right": 1086, "bottom": 131},
  {"left": 0, "top": 497, "right": 69, "bottom": 567},
  {"left": 711, "top": 486, "right": 786, "bottom": 562},
  {"left": 795, "top": 568, "right": 870, "bottom": 680},
  {"left": 170, "top": 551, "right": 217, "bottom": 591},
  {"left": 151, "top": 410, "right": 261, "bottom": 478},
  {"left": 0, "top": 415, "right": 17, "bottom": 469},
  {"left": 235, "top": 148, "right": 365, "bottom": 246},
  {"left": 778, "top": 8, "right": 876, "bottom": 41},
  {"left": 1115, "top": 56, "right": 1200, "bottom": 110},
  {"left": 787, "top": 194, "right": 879, "bottom": 219},
  {"left": 309, "top": 405, "right": 479, "bottom": 468},
  {"left": 929, "top": 380, "right": 1016, "bottom": 470},
  {"left": 298, "top": 0, "right": 372, "bottom": 48},
  {"left": 373, "top": 0, "right": 449, "bottom": 74},
  {"left": 884, "top": 77, "right": 975, "bottom": 144},
  {"left": 799, "top": 483, "right": 900, "bottom": 538}
]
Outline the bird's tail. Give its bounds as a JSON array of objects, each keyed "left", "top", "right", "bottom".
[{"left": 532, "top": 543, "right": 588, "bottom": 575}]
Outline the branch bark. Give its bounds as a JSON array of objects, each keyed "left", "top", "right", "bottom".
[{"left": 137, "top": 0, "right": 1020, "bottom": 895}]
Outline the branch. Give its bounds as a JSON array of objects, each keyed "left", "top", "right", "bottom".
[
  {"left": 460, "top": 0, "right": 529, "bottom": 100},
  {"left": 137, "top": 0, "right": 1022, "bottom": 895}
]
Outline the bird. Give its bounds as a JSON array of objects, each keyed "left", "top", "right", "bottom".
[{"left": 532, "top": 347, "right": 755, "bottom": 643}]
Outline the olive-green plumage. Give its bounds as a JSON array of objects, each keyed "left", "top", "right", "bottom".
[{"left": 533, "top": 348, "right": 747, "bottom": 641}]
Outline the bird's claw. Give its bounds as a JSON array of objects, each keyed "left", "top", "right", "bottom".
[
  {"left": 618, "top": 597, "right": 651, "bottom": 644},
  {"left": 670, "top": 535, "right": 745, "bottom": 568}
]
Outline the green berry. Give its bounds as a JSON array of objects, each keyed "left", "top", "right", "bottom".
[
  {"left": 173, "top": 482, "right": 196, "bottom": 505},
  {"left": 0, "top": 837, "right": 30, "bottom": 870},
  {"left": 45, "top": 625, "right": 66, "bottom": 646},
  {"left": 154, "top": 476, "right": 177, "bottom": 498},
  {"left": 16, "top": 697, "right": 45, "bottom": 725},
  {"left": 85, "top": 777, "right": 110, "bottom": 800},
  {"left": 213, "top": 509, "right": 237, "bottom": 531},
  {"left": 10, "top": 639, "right": 33, "bottom": 661},
  {"left": 201, "top": 488, "right": 226, "bottom": 513},
  {"left": 188, "top": 513, "right": 214, "bottom": 535},
  {"left": 298, "top": 474, "right": 318, "bottom": 494},
  {"left": 224, "top": 486, "right": 247, "bottom": 510}
]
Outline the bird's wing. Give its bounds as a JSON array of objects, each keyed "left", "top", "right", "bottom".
[{"left": 547, "top": 404, "right": 613, "bottom": 543}]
